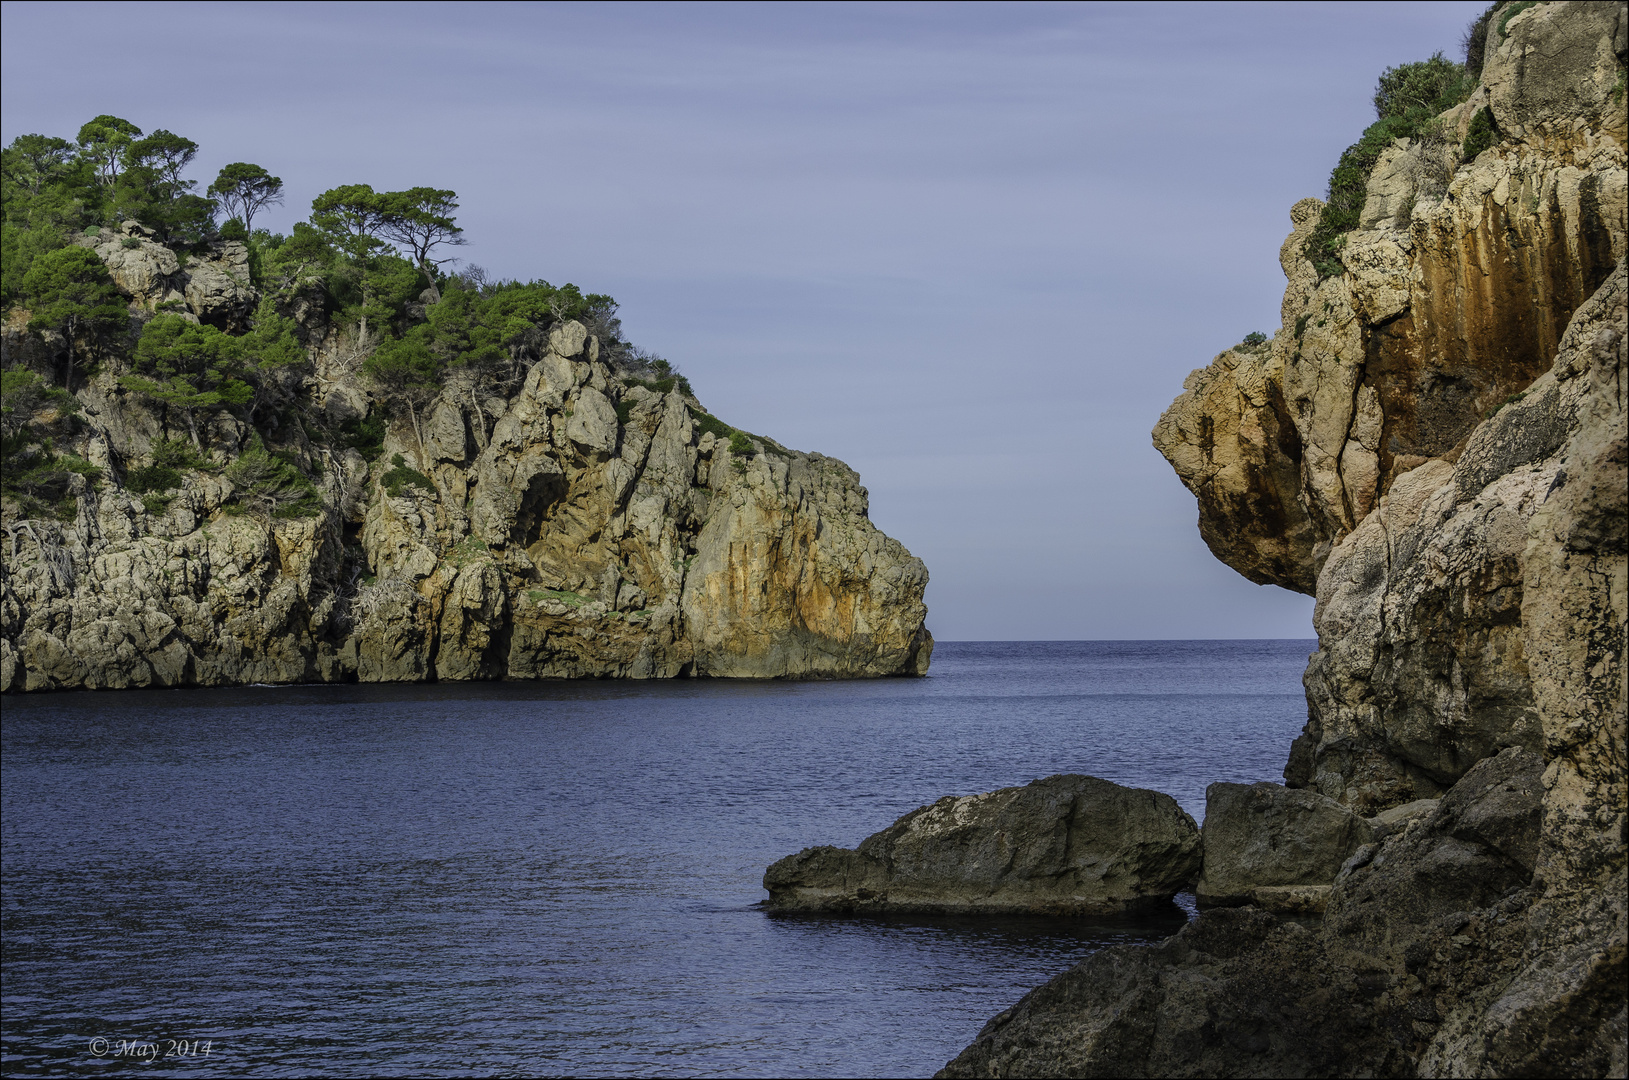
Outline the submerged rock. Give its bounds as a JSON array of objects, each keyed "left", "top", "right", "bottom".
[{"left": 764, "top": 775, "right": 1201, "bottom": 916}]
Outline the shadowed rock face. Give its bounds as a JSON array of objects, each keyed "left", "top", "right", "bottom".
[
  {"left": 0, "top": 310, "right": 931, "bottom": 688},
  {"left": 1196, "top": 782, "right": 1373, "bottom": 913},
  {"left": 970, "top": 259, "right": 1621, "bottom": 1077},
  {"left": 764, "top": 775, "right": 1201, "bottom": 916},
  {"left": 937, "top": 749, "right": 1626, "bottom": 1080}
]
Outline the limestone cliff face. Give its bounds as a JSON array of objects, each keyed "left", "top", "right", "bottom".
[
  {"left": 1155, "top": 0, "right": 1625, "bottom": 597},
  {"left": 941, "top": 5, "right": 1626, "bottom": 1076},
  {"left": 1, "top": 312, "right": 930, "bottom": 690},
  {"left": 1156, "top": 0, "right": 1626, "bottom": 812}
]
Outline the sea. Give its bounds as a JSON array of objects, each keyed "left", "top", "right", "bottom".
[{"left": 1, "top": 639, "right": 1314, "bottom": 1077}]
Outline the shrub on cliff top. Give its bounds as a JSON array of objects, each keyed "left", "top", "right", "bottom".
[
  {"left": 1496, "top": 2, "right": 1542, "bottom": 42},
  {"left": 1460, "top": 3, "right": 1542, "bottom": 80},
  {"left": 1372, "top": 53, "right": 1474, "bottom": 123},
  {"left": 1303, "top": 52, "right": 1477, "bottom": 278},
  {"left": 1463, "top": 7, "right": 1494, "bottom": 77},
  {"left": 687, "top": 406, "right": 735, "bottom": 442}
]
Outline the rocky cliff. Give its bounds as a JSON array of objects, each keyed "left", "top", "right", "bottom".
[
  {"left": 1, "top": 244, "right": 931, "bottom": 690},
  {"left": 948, "top": 3, "right": 1625, "bottom": 1075}
]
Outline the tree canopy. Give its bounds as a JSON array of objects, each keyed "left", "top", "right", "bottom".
[
  {"left": 3, "top": 112, "right": 670, "bottom": 493},
  {"left": 2, "top": 134, "right": 76, "bottom": 197},
  {"left": 377, "top": 187, "right": 465, "bottom": 285},
  {"left": 208, "top": 163, "right": 283, "bottom": 234},
  {"left": 310, "top": 183, "right": 392, "bottom": 258},
  {"left": 75, "top": 115, "right": 141, "bottom": 187},
  {"left": 20, "top": 246, "right": 127, "bottom": 390},
  {"left": 122, "top": 314, "right": 253, "bottom": 446}
]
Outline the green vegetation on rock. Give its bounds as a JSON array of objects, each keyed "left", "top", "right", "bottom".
[
  {"left": 126, "top": 437, "right": 213, "bottom": 495},
  {"left": 1304, "top": 52, "right": 1477, "bottom": 277},
  {"left": 1, "top": 367, "right": 95, "bottom": 518},
  {"left": 122, "top": 315, "right": 254, "bottom": 447},
  {"left": 688, "top": 406, "right": 735, "bottom": 441},
  {"left": 380, "top": 453, "right": 434, "bottom": 498},
  {"left": 224, "top": 434, "right": 321, "bottom": 518},
  {"left": 18, "top": 246, "right": 127, "bottom": 390},
  {"left": 1, "top": 112, "right": 687, "bottom": 527},
  {"left": 1461, "top": 106, "right": 1500, "bottom": 161}
]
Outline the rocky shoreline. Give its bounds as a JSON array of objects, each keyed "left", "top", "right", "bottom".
[{"left": 860, "top": 4, "right": 1623, "bottom": 1075}]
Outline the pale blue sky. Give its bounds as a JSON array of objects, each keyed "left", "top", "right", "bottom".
[{"left": 1, "top": 1, "right": 1487, "bottom": 639}]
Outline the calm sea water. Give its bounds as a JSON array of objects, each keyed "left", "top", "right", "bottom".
[{"left": 2, "top": 640, "right": 1313, "bottom": 1078}]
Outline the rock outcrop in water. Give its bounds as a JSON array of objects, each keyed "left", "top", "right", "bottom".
[
  {"left": 948, "top": 3, "right": 1626, "bottom": 1075},
  {"left": 1, "top": 280, "right": 930, "bottom": 691},
  {"left": 764, "top": 775, "right": 1202, "bottom": 916}
]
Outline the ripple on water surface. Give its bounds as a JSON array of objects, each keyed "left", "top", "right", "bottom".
[{"left": 1, "top": 640, "right": 1312, "bottom": 1077}]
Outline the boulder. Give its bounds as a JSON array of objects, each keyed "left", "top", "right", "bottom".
[
  {"left": 89, "top": 228, "right": 256, "bottom": 328},
  {"left": 180, "top": 241, "right": 255, "bottom": 329},
  {"left": 1196, "top": 781, "right": 1372, "bottom": 913},
  {"left": 92, "top": 225, "right": 183, "bottom": 309},
  {"left": 765, "top": 775, "right": 1201, "bottom": 916},
  {"left": 936, "top": 751, "right": 1578, "bottom": 1080},
  {"left": 1366, "top": 797, "right": 1439, "bottom": 842},
  {"left": 565, "top": 385, "right": 619, "bottom": 456}
]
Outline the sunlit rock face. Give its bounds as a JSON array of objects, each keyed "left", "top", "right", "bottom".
[
  {"left": 0, "top": 315, "right": 931, "bottom": 690},
  {"left": 1155, "top": 0, "right": 1625, "bottom": 812},
  {"left": 1156, "top": 2, "right": 1624, "bottom": 606}
]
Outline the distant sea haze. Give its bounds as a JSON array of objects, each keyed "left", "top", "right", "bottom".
[{"left": 2, "top": 639, "right": 1312, "bottom": 1077}]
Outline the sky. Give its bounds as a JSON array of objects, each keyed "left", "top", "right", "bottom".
[{"left": 1, "top": 1, "right": 1489, "bottom": 641}]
